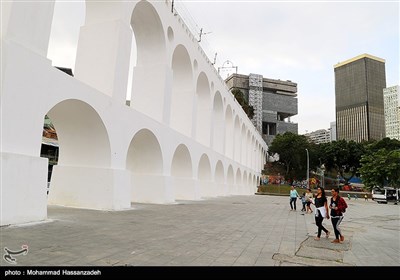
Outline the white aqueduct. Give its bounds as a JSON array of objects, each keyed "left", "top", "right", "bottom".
[{"left": 0, "top": 0, "right": 268, "bottom": 226}]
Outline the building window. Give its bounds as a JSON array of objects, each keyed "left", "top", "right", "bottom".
[{"left": 263, "top": 122, "right": 277, "bottom": 135}]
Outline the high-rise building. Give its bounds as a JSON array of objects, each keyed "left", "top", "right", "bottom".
[
  {"left": 225, "top": 73, "right": 298, "bottom": 145},
  {"left": 334, "top": 54, "right": 386, "bottom": 142},
  {"left": 383, "top": 85, "right": 400, "bottom": 140}
]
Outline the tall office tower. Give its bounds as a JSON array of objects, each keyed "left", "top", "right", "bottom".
[
  {"left": 225, "top": 73, "right": 298, "bottom": 145},
  {"left": 383, "top": 85, "right": 400, "bottom": 140},
  {"left": 334, "top": 54, "right": 386, "bottom": 142}
]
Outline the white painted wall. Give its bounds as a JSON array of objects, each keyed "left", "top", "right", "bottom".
[{"left": 0, "top": 0, "right": 267, "bottom": 226}]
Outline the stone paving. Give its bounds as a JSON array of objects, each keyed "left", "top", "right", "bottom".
[{"left": 0, "top": 194, "right": 399, "bottom": 266}]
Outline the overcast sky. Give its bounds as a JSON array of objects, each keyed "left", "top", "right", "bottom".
[{"left": 47, "top": 0, "right": 399, "bottom": 135}]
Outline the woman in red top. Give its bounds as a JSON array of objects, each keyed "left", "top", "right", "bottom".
[{"left": 329, "top": 187, "right": 347, "bottom": 243}]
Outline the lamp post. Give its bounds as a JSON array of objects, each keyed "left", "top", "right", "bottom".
[{"left": 305, "top": 149, "right": 309, "bottom": 189}]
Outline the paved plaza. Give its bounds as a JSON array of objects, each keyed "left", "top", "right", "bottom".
[{"left": 1, "top": 194, "right": 399, "bottom": 266}]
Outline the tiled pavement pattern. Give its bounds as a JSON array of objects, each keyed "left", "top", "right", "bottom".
[{"left": 1, "top": 194, "right": 399, "bottom": 266}]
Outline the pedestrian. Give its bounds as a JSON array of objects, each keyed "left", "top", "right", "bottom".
[
  {"left": 289, "top": 186, "right": 300, "bottom": 211},
  {"left": 364, "top": 194, "right": 368, "bottom": 201},
  {"left": 313, "top": 187, "right": 330, "bottom": 240},
  {"left": 301, "top": 192, "right": 307, "bottom": 212},
  {"left": 329, "top": 187, "right": 348, "bottom": 243},
  {"left": 305, "top": 188, "right": 314, "bottom": 214},
  {"left": 347, "top": 193, "right": 351, "bottom": 200}
]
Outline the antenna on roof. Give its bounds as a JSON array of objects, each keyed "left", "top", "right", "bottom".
[
  {"left": 198, "top": 28, "right": 212, "bottom": 42},
  {"left": 212, "top": 53, "right": 217, "bottom": 66}
]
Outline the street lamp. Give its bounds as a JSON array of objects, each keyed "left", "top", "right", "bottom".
[{"left": 305, "top": 149, "right": 309, "bottom": 189}]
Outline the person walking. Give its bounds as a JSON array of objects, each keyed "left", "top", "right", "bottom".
[
  {"left": 329, "top": 187, "right": 348, "bottom": 243},
  {"left": 301, "top": 192, "right": 307, "bottom": 212},
  {"left": 289, "top": 186, "right": 300, "bottom": 211},
  {"left": 313, "top": 187, "right": 330, "bottom": 240},
  {"left": 364, "top": 193, "right": 368, "bottom": 201},
  {"left": 305, "top": 188, "right": 314, "bottom": 214}
]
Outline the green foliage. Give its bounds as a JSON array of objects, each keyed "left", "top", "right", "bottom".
[
  {"left": 319, "top": 140, "right": 365, "bottom": 183},
  {"left": 231, "top": 88, "right": 254, "bottom": 119},
  {"left": 359, "top": 148, "right": 400, "bottom": 189},
  {"left": 268, "top": 132, "right": 312, "bottom": 180},
  {"left": 264, "top": 130, "right": 400, "bottom": 190}
]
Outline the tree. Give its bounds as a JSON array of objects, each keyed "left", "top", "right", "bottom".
[
  {"left": 320, "top": 140, "right": 365, "bottom": 183},
  {"left": 268, "top": 132, "right": 313, "bottom": 180},
  {"left": 359, "top": 149, "right": 400, "bottom": 189}
]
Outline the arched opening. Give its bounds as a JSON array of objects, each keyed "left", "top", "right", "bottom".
[
  {"left": 227, "top": 165, "right": 234, "bottom": 194},
  {"left": 233, "top": 116, "right": 240, "bottom": 162},
  {"left": 170, "top": 45, "right": 193, "bottom": 137},
  {"left": 224, "top": 105, "right": 233, "bottom": 159},
  {"left": 46, "top": 99, "right": 112, "bottom": 209},
  {"left": 215, "top": 160, "right": 225, "bottom": 196},
  {"left": 172, "top": 144, "right": 195, "bottom": 200},
  {"left": 240, "top": 124, "right": 246, "bottom": 165},
  {"left": 130, "top": 1, "right": 167, "bottom": 121},
  {"left": 212, "top": 92, "right": 224, "bottom": 154},
  {"left": 235, "top": 169, "right": 242, "bottom": 188},
  {"left": 246, "top": 131, "right": 251, "bottom": 166},
  {"left": 195, "top": 72, "right": 211, "bottom": 146},
  {"left": 243, "top": 170, "right": 248, "bottom": 195},
  {"left": 198, "top": 154, "right": 212, "bottom": 197},
  {"left": 126, "top": 129, "right": 164, "bottom": 203}
]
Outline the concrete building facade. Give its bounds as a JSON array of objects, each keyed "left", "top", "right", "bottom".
[
  {"left": 0, "top": 0, "right": 267, "bottom": 226},
  {"left": 334, "top": 54, "right": 386, "bottom": 142},
  {"left": 330, "top": 121, "right": 337, "bottom": 142},
  {"left": 225, "top": 73, "right": 298, "bottom": 145},
  {"left": 304, "top": 129, "right": 331, "bottom": 144},
  {"left": 383, "top": 85, "right": 400, "bottom": 140}
]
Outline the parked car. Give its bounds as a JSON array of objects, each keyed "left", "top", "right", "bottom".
[{"left": 372, "top": 187, "right": 399, "bottom": 204}]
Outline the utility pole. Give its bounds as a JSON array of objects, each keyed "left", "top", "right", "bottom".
[{"left": 306, "top": 149, "right": 309, "bottom": 189}]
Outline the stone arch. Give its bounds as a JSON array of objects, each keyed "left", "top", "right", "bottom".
[
  {"left": 171, "top": 144, "right": 192, "bottom": 177},
  {"left": 227, "top": 165, "right": 234, "bottom": 185},
  {"left": 195, "top": 72, "right": 211, "bottom": 146},
  {"left": 235, "top": 168, "right": 242, "bottom": 186},
  {"left": 251, "top": 135, "right": 255, "bottom": 169},
  {"left": 246, "top": 131, "right": 251, "bottom": 166},
  {"left": 127, "top": 128, "right": 165, "bottom": 203},
  {"left": 130, "top": 1, "right": 167, "bottom": 121},
  {"left": 172, "top": 144, "right": 195, "bottom": 200},
  {"left": 170, "top": 45, "right": 193, "bottom": 137},
  {"left": 46, "top": 99, "right": 112, "bottom": 209},
  {"left": 198, "top": 154, "right": 211, "bottom": 181},
  {"left": 241, "top": 124, "right": 246, "bottom": 165},
  {"left": 233, "top": 115, "right": 241, "bottom": 162},
  {"left": 215, "top": 160, "right": 224, "bottom": 183},
  {"left": 224, "top": 105, "right": 233, "bottom": 159},
  {"left": 126, "top": 129, "right": 163, "bottom": 174},
  {"left": 212, "top": 92, "right": 224, "bottom": 154},
  {"left": 227, "top": 164, "right": 234, "bottom": 194},
  {"left": 131, "top": 0, "right": 166, "bottom": 66},
  {"left": 243, "top": 170, "right": 248, "bottom": 190},
  {"left": 47, "top": 99, "right": 111, "bottom": 167},
  {"left": 198, "top": 154, "right": 212, "bottom": 197}
]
